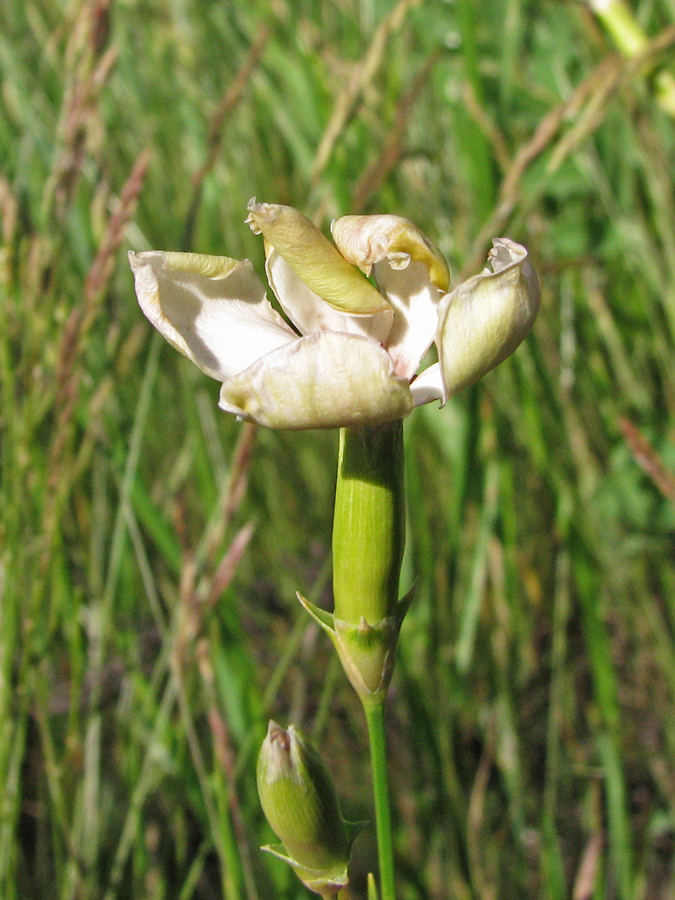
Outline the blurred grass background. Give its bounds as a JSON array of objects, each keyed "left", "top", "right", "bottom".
[{"left": 2, "top": 0, "right": 675, "bottom": 897}]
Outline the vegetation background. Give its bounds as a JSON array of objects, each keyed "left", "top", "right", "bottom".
[{"left": 2, "top": 0, "right": 675, "bottom": 897}]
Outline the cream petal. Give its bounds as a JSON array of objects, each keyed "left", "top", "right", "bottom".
[
  {"left": 330, "top": 214, "right": 450, "bottom": 290},
  {"left": 265, "top": 247, "right": 393, "bottom": 344},
  {"left": 246, "top": 200, "right": 389, "bottom": 316},
  {"left": 409, "top": 362, "right": 445, "bottom": 407},
  {"left": 372, "top": 258, "right": 443, "bottom": 380},
  {"left": 218, "top": 331, "right": 414, "bottom": 429},
  {"left": 128, "top": 250, "right": 295, "bottom": 381},
  {"left": 437, "top": 239, "right": 540, "bottom": 397},
  {"left": 330, "top": 215, "right": 449, "bottom": 379}
]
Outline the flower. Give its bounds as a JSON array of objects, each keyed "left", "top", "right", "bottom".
[{"left": 128, "top": 200, "right": 540, "bottom": 429}]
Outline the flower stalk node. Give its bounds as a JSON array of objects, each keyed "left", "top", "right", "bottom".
[{"left": 296, "top": 593, "right": 413, "bottom": 706}]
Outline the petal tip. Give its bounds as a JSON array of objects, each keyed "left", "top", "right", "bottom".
[
  {"left": 488, "top": 237, "right": 527, "bottom": 272},
  {"left": 128, "top": 249, "right": 154, "bottom": 270},
  {"left": 246, "top": 197, "right": 263, "bottom": 234},
  {"left": 246, "top": 198, "right": 284, "bottom": 236}
]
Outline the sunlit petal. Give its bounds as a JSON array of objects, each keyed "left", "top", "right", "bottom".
[
  {"left": 219, "top": 331, "right": 414, "bottom": 429},
  {"left": 246, "top": 200, "right": 389, "bottom": 316},
  {"left": 437, "top": 239, "right": 540, "bottom": 397},
  {"left": 128, "top": 251, "right": 295, "bottom": 381},
  {"left": 265, "top": 247, "right": 393, "bottom": 345},
  {"left": 331, "top": 214, "right": 450, "bottom": 290},
  {"left": 409, "top": 362, "right": 445, "bottom": 407},
  {"left": 330, "top": 215, "right": 449, "bottom": 379},
  {"left": 372, "top": 259, "right": 442, "bottom": 380}
]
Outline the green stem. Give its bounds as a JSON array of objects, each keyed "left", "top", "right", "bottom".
[
  {"left": 329, "top": 421, "right": 405, "bottom": 896},
  {"left": 365, "top": 700, "right": 395, "bottom": 900}
]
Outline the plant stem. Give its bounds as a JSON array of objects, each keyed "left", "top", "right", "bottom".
[
  {"left": 585, "top": 0, "right": 675, "bottom": 117},
  {"left": 364, "top": 700, "right": 395, "bottom": 900}
]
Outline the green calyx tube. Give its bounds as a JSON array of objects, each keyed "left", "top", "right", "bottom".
[
  {"left": 332, "top": 421, "right": 405, "bottom": 625},
  {"left": 330, "top": 420, "right": 408, "bottom": 703},
  {"left": 297, "top": 419, "right": 412, "bottom": 703}
]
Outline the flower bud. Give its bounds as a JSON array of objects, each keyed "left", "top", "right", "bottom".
[
  {"left": 246, "top": 199, "right": 389, "bottom": 316},
  {"left": 257, "top": 721, "right": 351, "bottom": 895}
]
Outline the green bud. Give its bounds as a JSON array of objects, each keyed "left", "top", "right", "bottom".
[
  {"left": 246, "top": 199, "right": 390, "bottom": 316},
  {"left": 257, "top": 721, "right": 351, "bottom": 895},
  {"left": 587, "top": 0, "right": 646, "bottom": 56}
]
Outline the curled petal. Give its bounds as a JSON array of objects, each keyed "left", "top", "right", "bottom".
[
  {"left": 331, "top": 215, "right": 449, "bottom": 379},
  {"left": 246, "top": 200, "right": 389, "bottom": 316},
  {"left": 265, "top": 246, "right": 393, "bottom": 345},
  {"left": 437, "top": 238, "right": 540, "bottom": 398},
  {"left": 129, "top": 250, "right": 295, "bottom": 380},
  {"left": 331, "top": 214, "right": 450, "bottom": 290},
  {"left": 219, "top": 331, "right": 414, "bottom": 429}
]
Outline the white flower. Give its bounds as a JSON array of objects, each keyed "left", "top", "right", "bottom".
[{"left": 128, "top": 200, "right": 540, "bottom": 429}]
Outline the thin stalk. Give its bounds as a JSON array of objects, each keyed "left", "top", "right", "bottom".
[
  {"left": 364, "top": 701, "right": 395, "bottom": 900},
  {"left": 584, "top": 0, "right": 675, "bottom": 117}
]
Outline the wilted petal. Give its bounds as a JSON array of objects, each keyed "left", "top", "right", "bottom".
[
  {"left": 246, "top": 200, "right": 389, "bottom": 316},
  {"left": 128, "top": 250, "right": 295, "bottom": 381},
  {"left": 330, "top": 214, "right": 450, "bottom": 289},
  {"left": 265, "top": 246, "right": 393, "bottom": 345},
  {"left": 219, "top": 331, "right": 414, "bottom": 429},
  {"left": 331, "top": 215, "right": 449, "bottom": 379},
  {"left": 437, "top": 239, "right": 540, "bottom": 398}
]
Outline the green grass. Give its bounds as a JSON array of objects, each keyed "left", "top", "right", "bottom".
[{"left": 2, "top": 0, "right": 675, "bottom": 897}]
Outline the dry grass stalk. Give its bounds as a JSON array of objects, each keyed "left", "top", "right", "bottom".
[
  {"left": 50, "top": 148, "right": 151, "bottom": 476},
  {"left": 39, "top": 150, "right": 151, "bottom": 581},
  {"left": 351, "top": 49, "right": 441, "bottom": 213},
  {"left": 197, "top": 638, "right": 261, "bottom": 900},
  {"left": 620, "top": 418, "right": 675, "bottom": 505},
  {"left": 183, "top": 25, "right": 271, "bottom": 248},
  {"left": 84, "top": 148, "right": 151, "bottom": 308},
  {"left": 464, "top": 25, "right": 675, "bottom": 279},
  {"left": 310, "top": 0, "right": 423, "bottom": 187},
  {"left": 44, "top": 45, "right": 118, "bottom": 224}
]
